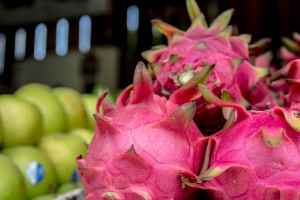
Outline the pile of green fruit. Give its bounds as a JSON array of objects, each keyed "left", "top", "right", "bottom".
[{"left": 0, "top": 83, "right": 112, "bottom": 200}]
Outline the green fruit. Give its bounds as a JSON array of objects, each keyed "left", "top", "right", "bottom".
[
  {"left": 52, "top": 87, "right": 88, "bottom": 131},
  {"left": 0, "top": 95, "right": 42, "bottom": 147},
  {"left": 0, "top": 114, "right": 3, "bottom": 148},
  {"left": 31, "top": 193, "right": 55, "bottom": 200},
  {"left": 0, "top": 154, "right": 26, "bottom": 200},
  {"left": 38, "top": 133, "right": 87, "bottom": 184},
  {"left": 15, "top": 83, "right": 67, "bottom": 134},
  {"left": 82, "top": 93, "right": 100, "bottom": 130},
  {"left": 2, "top": 146, "right": 58, "bottom": 199},
  {"left": 57, "top": 182, "right": 79, "bottom": 195},
  {"left": 69, "top": 127, "right": 94, "bottom": 144}
]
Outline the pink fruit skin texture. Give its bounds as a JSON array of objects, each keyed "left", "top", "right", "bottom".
[
  {"left": 182, "top": 85, "right": 300, "bottom": 200},
  {"left": 77, "top": 62, "right": 204, "bottom": 200},
  {"left": 283, "top": 59, "right": 300, "bottom": 108},
  {"left": 142, "top": 0, "right": 277, "bottom": 133}
]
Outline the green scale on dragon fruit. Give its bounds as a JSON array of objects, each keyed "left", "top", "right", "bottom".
[
  {"left": 77, "top": 62, "right": 210, "bottom": 200},
  {"left": 142, "top": 0, "right": 278, "bottom": 134},
  {"left": 180, "top": 83, "right": 300, "bottom": 200}
]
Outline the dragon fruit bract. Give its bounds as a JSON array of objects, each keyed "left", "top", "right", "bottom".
[
  {"left": 181, "top": 85, "right": 300, "bottom": 199},
  {"left": 280, "top": 32, "right": 300, "bottom": 63},
  {"left": 77, "top": 62, "right": 205, "bottom": 200},
  {"left": 142, "top": 0, "right": 272, "bottom": 133}
]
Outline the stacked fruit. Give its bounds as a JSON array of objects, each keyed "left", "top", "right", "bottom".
[
  {"left": 77, "top": 0, "right": 300, "bottom": 200},
  {"left": 0, "top": 83, "right": 104, "bottom": 200}
]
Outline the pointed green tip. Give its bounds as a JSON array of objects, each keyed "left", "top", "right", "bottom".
[
  {"left": 151, "top": 19, "right": 184, "bottom": 42},
  {"left": 141, "top": 48, "right": 163, "bottom": 63},
  {"left": 281, "top": 108, "right": 300, "bottom": 132},
  {"left": 96, "top": 89, "right": 109, "bottom": 115},
  {"left": 189, "top": 13, "right": 208, "bottom": 30},
  {"left": 281, "top": 36, "right": 300, "bottom": 53},
  {"left": 209, "top": 8, "right": 234, "bottom": 32},
  {"left": 238, "top": 34, "right": 252, "bottom": 44},
  {"left": 231, "top": 58, "right": 244, "bottom": 71},
  {"left": 261, "top": 127, "right": 283, "bottom": 147},
  {"left": 178, "top": 102, "right": 197, "bottom": 129},
  {"left": 253, "top": 66, "right": 269, "bottom": 80},
  {"left": 186, "top": 0, "right": 201, "bottom": 21},
  {"left": 127, "top": 144, "right": 138, "bottom": 155},
  {"left": 221, "top": 89, "right": 234, "bottom": 119},
  {"left": 132, "top": 62, "right": 154, "bottom": 103},
  {"left": 199, "top": 165, "right": 229, "bottom": 181},
  {"left": 216, "top": 25, "right": 232, "bottom": 42}
]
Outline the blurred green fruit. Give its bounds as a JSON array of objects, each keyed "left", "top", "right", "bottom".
[
  {"left": 82, "top": 93, "right": 99, "bottom": 130},
  {"left": 0, "top": 154, "right": 26, "bottom": 200},
  {"left": 57, "top": 182, "right": 81, "bottom": 195},
  {"left": 2, "top": 146, "right": 58, "bottom": 199},
  {"left": 52, "top": 87, "right": 89, "bottom": 131},
  {"left": 69, "top": 127, "right": 94, "bottom": 144},
  {"left": 15, "top": 83, "right": 66, "bottom": 134},
  {"left": 38, "top": 133, "right": 87, "bottom": 184},
  {"left": 31, "top": 193, "right": 55, "bottom": 200},
  {"left": 0, "top": 114, "right": 3, "bottom": 147},
  {"left": 0, "top": 95, "right": 42, "bottom": 147}
]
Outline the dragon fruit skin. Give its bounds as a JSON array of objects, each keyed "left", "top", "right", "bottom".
[
  {"left": 77, "top": 62, "right": 205, "bottom": 200},
  {"left": 282, "top": 59, "right": 300, "bottom": 108},
  {"left": 142, "top": 0, "right": 274, "bottom": 133},
  {"left": 180, "top": 85, "right": 300, "bottom": 199}
]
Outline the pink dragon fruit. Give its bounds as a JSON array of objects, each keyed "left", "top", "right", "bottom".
[
  {"left": 142, "top": 0, "right": 273, "bottom": 133},
  {"left": 180, "top": 84, "right": 300, "bottom": 199},
  {"left": 283, "top": 59, "right": 300, "bottom": 108},
  {"left": 77, "top": 62, "right": 208, "bottom": 200},
  {"left": 280, "top": 32, "right": 300, "bottom": 63}
]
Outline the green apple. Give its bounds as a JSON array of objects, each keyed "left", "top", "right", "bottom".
[
  {"left": 69, "top": 127, "right": 94, "bottom": 144},
  {"left": 52, "top": 87, "right": 88, "bottom": 131},
  {"left": 15, "top": 83, "right": 67, "bottom": 134},
  {"left": 82, "top": 93, "right": 100, "bottom": 130},
  {"left": 0, "top": 95, "right": 42, "bottom": 147},
  {"left": 2, "top": 145, "right": 58, "bottom": 199},
  {"left": 0, "top": 154, "right": 26, "bottom": 200},
  {"left": 38, "top": 133, "right": 87, "bottom": 184}
]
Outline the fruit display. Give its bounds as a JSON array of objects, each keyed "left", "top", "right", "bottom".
[
  {"left": 0, "top": 154, "right": 27, "bottom": 200},
  {"left": 77, "top": 0, "right": 300, "bottom": 200},
  {"left": 15, "top": 83, "right": 67, "bottom": 134},
  {"left": 52, "top": 87, "right": 89, "bottom": 131},
  {"left": 2, "top": 146, "right": 58, "bottom": 199},
  {"left": 1, "top": 0, "right": 300, "bottom": 200},
  {"left": 0, "top": 95, "right": 42, "bottom": 147},
  {"left": 0, "top": 83, "right": 99, "bottom": 199},
  {"left": 38, "top": 133, "right": 87, "bottom": 184},
  {"left": 77, "top": 63, "right": 203, "bottom": 199}
]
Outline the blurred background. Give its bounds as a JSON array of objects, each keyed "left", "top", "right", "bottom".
[{"left": 0, "top": 0, "right": 299, "bottom": 94}]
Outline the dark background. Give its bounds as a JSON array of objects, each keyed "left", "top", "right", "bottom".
[{"left": 0, "top": 0, "right": 299, "bottom": 94}]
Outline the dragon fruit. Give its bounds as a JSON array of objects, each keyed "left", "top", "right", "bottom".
[
  {"left": 77, "top": 62, "right": 208, "bottom": 200},
  {"left": 282, "top": 59, "right": 300, "bottom": 108},
  {"left": 142, "top": 0, "right": 273, "bottom": 133},
  {"left": 280, "top": 32, "right": 300, "bottom": 63},
  {"left": 180, "top": 84, "right": 300, "bottom": 199}
]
